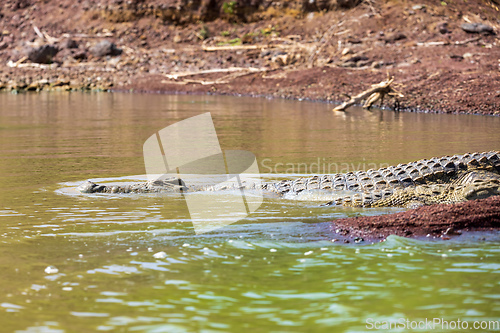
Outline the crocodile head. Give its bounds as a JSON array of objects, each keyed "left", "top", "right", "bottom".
[{"left": 77, "top": 180, "right": 107, "bottom": 193}]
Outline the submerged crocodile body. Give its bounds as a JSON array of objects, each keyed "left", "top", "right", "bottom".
[{"left": 79, "top": 151, "right": 500, "bottom": 208}]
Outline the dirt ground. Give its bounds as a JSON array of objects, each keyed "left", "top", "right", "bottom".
[
  {"left": 1, "top": 0, "right": 499, "bottom": 238},
  {"left": 332, "top": 196, "right": 500, "bottom": 243},
  {"left": 2, "top": 0, "right": 499, "bottom": 113}
]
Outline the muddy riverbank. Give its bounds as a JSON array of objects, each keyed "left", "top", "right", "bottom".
[
  {"left": 333, "top": 196, "right": 500, "bottom": 243},
  {"left": 1, "top": 0, "right": 499, "bottom": 114}
]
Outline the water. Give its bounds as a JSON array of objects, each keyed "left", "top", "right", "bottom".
[{"left": 0, "top": 92, "right": 499, "bottom": 332}]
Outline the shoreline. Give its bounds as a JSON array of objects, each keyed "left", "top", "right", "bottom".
[
  {"left": 1, "top": 0, "right": 499, "bottom": 239},
  {"left": 1, "top": 1, "right": 499, "bottom": 116}
]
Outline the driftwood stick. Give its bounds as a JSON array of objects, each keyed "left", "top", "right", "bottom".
[
  {"left": 333, "top": 77, "right": 403, "bottom": 112},
  {"left": 202, "top": 45, "right": 261, "bottom": 52},
  {"left": 33, "top": 25, "right": 45, "bottom": 40},
  {"left": 33, "top": 25, "right": 59, "bottom": 44},
  {"left": 165, "top": 67, "right": 266, "bottom": 80},
  {"left": 61, "top": 32, "right": 114, "bottom": 38},
  {"left": 416, "top": 37, "right": 481, "bottom": 47},
  {"left": 363, "top": 92, "right": 381, "bottom": 108}
]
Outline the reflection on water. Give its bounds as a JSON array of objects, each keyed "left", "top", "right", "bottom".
[{"left": 0, "top": 92, "right": 499, "bottom": 332}]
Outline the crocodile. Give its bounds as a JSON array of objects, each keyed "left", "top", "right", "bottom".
[{"left": 78, "top": 151, "right": 500, "bottom": 208}]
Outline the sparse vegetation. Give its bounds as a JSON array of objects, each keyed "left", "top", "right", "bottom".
[
  {"left": 222, "top": 1, "right": 237, "bottom": 15},
  {"left": 196, "top": 24, "right": 209, "bottom": 40}
]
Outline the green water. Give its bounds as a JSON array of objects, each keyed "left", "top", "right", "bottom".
[{"left": 0, "top": 92, "right": 499, "bottom": 332}]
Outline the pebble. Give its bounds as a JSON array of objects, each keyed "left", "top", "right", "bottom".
[
  {"left": 354, "top": 237, "right": 364, "bottom": 243},
  {"left": 26, "top": 44, "right": 59, "bottom": 64},
  {"left": 461, "top": 23, "right": 495, "bottom": 35},
  {"left": 90, "top": 40, "right": 122, "bottom": 57},
  {"left": 437, "top": 22, "right": 449, "bottom": 34}
]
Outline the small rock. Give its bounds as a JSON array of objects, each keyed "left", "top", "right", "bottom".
[
  {"left": 273, "top": 53, "right": 290, "bottom": 66},
  {"left": 346, "top": 37, "right": 362, "bottom": 44},
  {"left": 52, "top": 77, "right": 70, "bottom": 87},
  {"left": 341, "top": 47, "right": 352, "bottom": 56},
  {"left": 384, "top": 32, "right": 407, "bottom": 43},
  {"left": 444, "top": 227, "right": 461, "bottom": 235},
  {"left": 173, "top": 34, "right": 182, "bottom": 43},
  {"left": 26, "top": 82, "right": 41, "bottom": 91},
  {"left": 335, "top": 0, "right": 361, "bottom": 8},
  {"left": 461, "top": 23, "right": 495, "bottom": 35},
  {"left": 412, "top": 4, "right": 426, "bottom": 10},
  {"left": 344, "top": 55, "right": 369, "bottom": 64},
  {"left": 0, "top": 42, "right": 8, "bottom": 51},
  {"left": 55, "top": 48, "right": 74, "bottom": 62},
  {"left": 60, "top": 39, "right": 78, "bottom": 49},
  {"left": 73, "top": 50, "right": 87, "bottom": 60},
  {"left": 26, "top": 44, "right": 59, "bottom": 64},
  {"left": 437, "top": 22, "right": 449, "bottom": 34},
  {"left": 90, "top": 40, "right": 122, "bottom": 57}
]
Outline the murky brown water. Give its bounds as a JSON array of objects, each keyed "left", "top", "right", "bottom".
[{"left": 0, "top": 92, "right": 499, "bottom": 332}]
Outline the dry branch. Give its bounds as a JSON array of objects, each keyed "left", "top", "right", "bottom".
[
  {"left": 165, "top": 67, "right": 267, "bottom": 80},
  {"left": 7, "top": 57, "right": 57, "bottom": 69},
  {"left": 332, "top": 77, "right": 404, "bottom": 112},
  {"left": 202, "top": 44, "right": 261, "bottom": 51},
  {"left": 202, "top": 36, "right": 314, "bottom": 53},
  {"left": 416, "top": 37, "right": 481, "bottom": 47},
  {"left": 163, "top": 67, "right": 269, "bottom": 85},
  {"left": 33, "top": 25, "right": 59, "bottom": 44},
  {"left": 202, "top": 43, "right": 312, "bottom": 52},
  {"left": 61, "top": 32, "right": 114, "bottom": 38}
]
